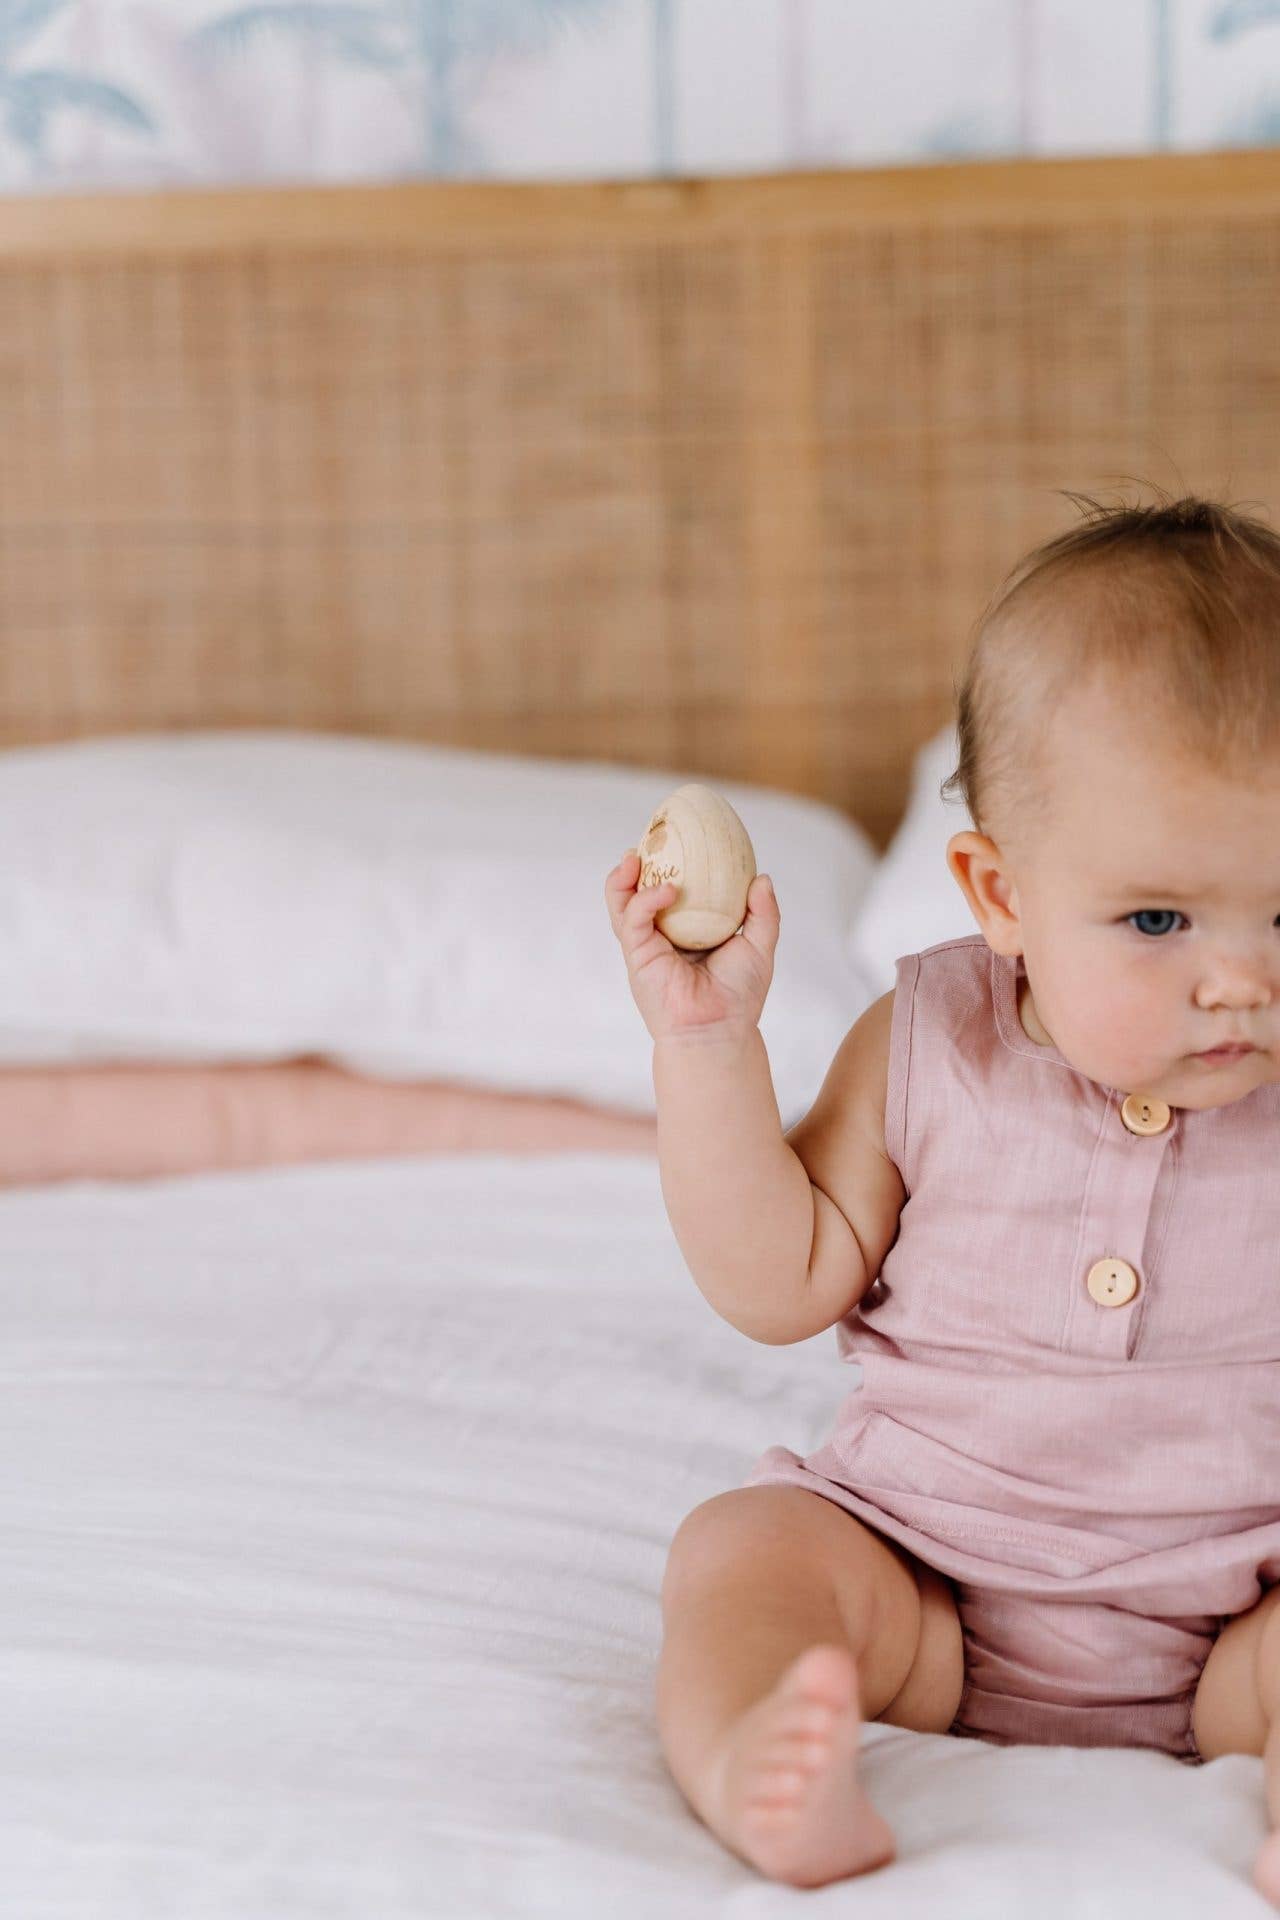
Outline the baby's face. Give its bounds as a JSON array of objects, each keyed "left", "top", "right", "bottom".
[{"left": 948, "top": 680, "right": 1280, "bottom": 1110}]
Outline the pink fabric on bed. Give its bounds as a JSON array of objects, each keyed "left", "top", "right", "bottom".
[{"left": 0, "top": 1062, "right": 658, "bottom": 1187}]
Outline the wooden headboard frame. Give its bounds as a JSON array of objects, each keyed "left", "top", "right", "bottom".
[{"left": 3, "top": 150, "right": 1280, "bottom": 847}]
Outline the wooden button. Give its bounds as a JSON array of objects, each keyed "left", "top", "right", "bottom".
[
  {"left": 1086, "top": 1257, "right": 1139, "bottom": 1307},
  {"left": 1120, "top": 1093, "right": 1171, "bottom": 1136}
]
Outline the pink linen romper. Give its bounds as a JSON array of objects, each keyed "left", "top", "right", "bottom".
[{"left": 743, "top": 932, "right": 1280, "bottom": 1762}]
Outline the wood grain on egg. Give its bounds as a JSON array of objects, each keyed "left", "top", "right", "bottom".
[{"left": 639, "top": 785, "right": 756, "bottom": 951}]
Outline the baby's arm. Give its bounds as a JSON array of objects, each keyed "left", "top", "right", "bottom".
[
  {"left": 653, "top": 989, "right": 904, "bottom": 1346},
  {"left": 778, "top": 989, "right": 905, "bottom": 1340}
]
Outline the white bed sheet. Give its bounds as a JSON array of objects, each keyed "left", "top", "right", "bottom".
[{"left": 3, "top": 1151, "right": 1271, "bottom": 1918}]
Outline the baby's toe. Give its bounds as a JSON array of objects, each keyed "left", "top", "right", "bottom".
[
  {"left": 780, "top": 1702, "right": 837, "bottom": 1740},
  {"left": 1254, "top": 1830, "right": 1280, "bottom": 1906},
  {"left": 785, "top": 1644, "right": 859, "bottom": 1710}
]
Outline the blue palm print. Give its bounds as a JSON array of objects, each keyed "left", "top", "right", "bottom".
[
  {"left": 0, "top": 0, "right": 152, "bottom": 174},
  {"left": 1151, "top": 0, "right": 1173, "bottom": 146},
  {"left": 1210, "top": 0, "right": 1280, "bottom": 36},
  {"left": 194, "top": 0, "right": 625, "bottom": 176},
  {"left": 1208, "top": 1, "right": 1280, "bottom": 147},
  {"left": 650, "top": 0, "right": 672, "bottom": 171}
]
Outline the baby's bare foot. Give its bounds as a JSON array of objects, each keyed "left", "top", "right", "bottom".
[
  {"left": 1255, "top": 1830, "right": 1280, "bottom": 1906},
  {"left": 701, "top": 1642, "right": 895, "bottom": 1888}
]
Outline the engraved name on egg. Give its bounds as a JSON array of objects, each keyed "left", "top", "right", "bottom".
[{"left": 638, "top": 784, "right": 756, "bottom": 951}]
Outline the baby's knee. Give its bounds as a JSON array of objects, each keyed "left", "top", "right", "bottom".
[
  {"left": 662, "top": 1486, "right": 866, "bottom": 1609},
  {"left": 662, "top": 1488, "right": 799, "bottom": 1607},
  {"left": 1256, "top": 1590, "right": 1280, "bottom": 1724},
  {"left": 660, "top": 1486, "right": 901, "bottom": 1627}
]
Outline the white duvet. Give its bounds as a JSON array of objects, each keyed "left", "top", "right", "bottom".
[{"left": 3, "top": 1151, "right": 1273, "bottom": 1918}]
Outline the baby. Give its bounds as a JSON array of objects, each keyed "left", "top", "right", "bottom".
[{"left": 604, "top": 492, "right": 1280, "bottom": 1895}]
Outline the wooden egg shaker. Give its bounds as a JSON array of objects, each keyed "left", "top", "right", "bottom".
[{"left": 639, "top": 784, "right": 757, "bottom": 951}]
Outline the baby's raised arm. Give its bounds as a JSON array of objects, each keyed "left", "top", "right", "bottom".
[
  {"left": 654, "top": 994, "right": 903, "bottom": 1345},
  {"left": 605, "top": 846, "right": 905, "bottom": 1345}
]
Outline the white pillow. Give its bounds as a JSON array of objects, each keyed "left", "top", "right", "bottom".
[
  {"left": 847, "top": 725, "right": 979, "bottom": 997},
  {"left": 0, "top": 731, "right": 880, "bottom": 1130}
]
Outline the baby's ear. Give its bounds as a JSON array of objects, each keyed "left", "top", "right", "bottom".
[{"left": 945, "top": 831, "right": 1023, "bottom": 954}]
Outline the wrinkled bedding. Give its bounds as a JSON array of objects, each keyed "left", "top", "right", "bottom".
[{"left": 2, "top": 1152, "right": 1270, "bottom": 1917}]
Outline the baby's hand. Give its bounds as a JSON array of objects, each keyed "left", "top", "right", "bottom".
[{"left": 604, "top": 850, "right": 781, "bottom": 1044}]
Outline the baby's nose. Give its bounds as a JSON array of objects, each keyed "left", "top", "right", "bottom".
[{"left": 1194, "top": 956, "right": 1274, "bottom": 1010}]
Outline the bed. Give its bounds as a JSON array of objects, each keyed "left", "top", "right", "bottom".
[{"left": 5, "top": 151, "right": 1280, "bottom": 1917}]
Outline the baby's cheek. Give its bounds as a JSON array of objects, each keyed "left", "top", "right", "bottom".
[
  {"left": 1053, "top": 956, "right": 1162, "bottom": 1084},
  {"left": 1102, "top": 1003, "right": 1175, "bottom": 1085}
]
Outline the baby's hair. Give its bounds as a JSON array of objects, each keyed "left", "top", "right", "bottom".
[{"left": 941, "top": 485, "right": 1280, "bottom": 842}]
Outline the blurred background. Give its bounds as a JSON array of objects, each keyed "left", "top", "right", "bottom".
[{"left": 8, "top": 0, "right": 1280, "bottom": 194}]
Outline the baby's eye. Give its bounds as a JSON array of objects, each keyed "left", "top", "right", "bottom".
[{"left": 1127, "top": 909, "right": 1185, "bottom": 937}]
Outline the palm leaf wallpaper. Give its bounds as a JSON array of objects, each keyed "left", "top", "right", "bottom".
[{"left": 4, "top": 0, "right": 1280, "bottom": 191}]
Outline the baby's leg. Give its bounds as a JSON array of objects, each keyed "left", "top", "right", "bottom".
[
  {"left": 1197, "top": 1583, "right": 1280, "bottom": 1905},
  {"left": 656, "top": 1484, "right": 964, "bottom": 1888}
]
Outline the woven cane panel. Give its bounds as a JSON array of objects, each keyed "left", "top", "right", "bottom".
[{"left": 1, "top": 158, "right": 1279, "bottom": 846}]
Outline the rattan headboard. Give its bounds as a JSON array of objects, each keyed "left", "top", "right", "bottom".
[{"left": 3, "top": 151, "right": 1280, "bottom": 847}]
